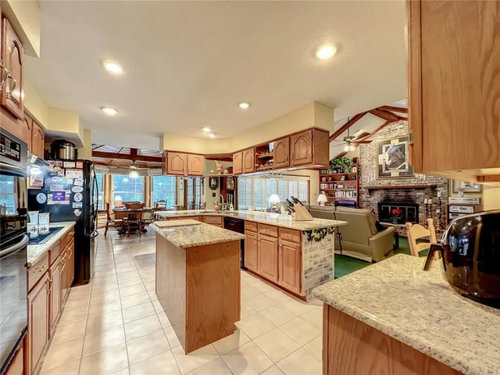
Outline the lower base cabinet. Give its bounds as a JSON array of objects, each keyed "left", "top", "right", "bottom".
[
  {"left": 244, "top": 230, "right": 258, "bottom": 272},
  {"left": 28, "top": 273, "right": 50, "bottom": 374},
  {"left": 26, "top": 229, "right": 75, "bottom": 375},
  {"left": 257, "top": 234, "right": 279, "bottom": 283},
  {"left": 4, "top": 341, "right": 24, "bottom": 375},
  {"left": 278, "top": 239, "right": 301, "bottom": 294}
]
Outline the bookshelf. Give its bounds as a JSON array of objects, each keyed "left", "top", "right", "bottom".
[{"left": 319, "top": 158, "right": 360, "bottom": 207}]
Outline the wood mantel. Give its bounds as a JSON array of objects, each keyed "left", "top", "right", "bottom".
[{"left": 364, "top": 184, "right": 437, "bottom": 191}]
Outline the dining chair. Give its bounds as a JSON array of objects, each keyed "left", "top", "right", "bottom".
[
  {"left": 104, "top": 202, "right": 124, "bottom": 238},
  {"left": 124, "top": 210, "right": 144, "bottom": 237},
  {"left": 155, "top": 200, "right": 167, "bottom": 210},
  {"left": 405, "top": 218, "right": 438, "bottom": 258}
]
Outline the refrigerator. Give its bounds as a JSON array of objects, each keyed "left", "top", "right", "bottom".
[{"left": 28, "top": 159, "right": 98, "bottom": 285}]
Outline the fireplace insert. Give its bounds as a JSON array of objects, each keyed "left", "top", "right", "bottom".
[{"left": 378, "top": 202, "right": 419, "bottom": 224}]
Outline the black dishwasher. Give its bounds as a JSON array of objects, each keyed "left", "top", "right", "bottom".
[{"left": 223, "top": 217, "right": 245, "bottom": 269}]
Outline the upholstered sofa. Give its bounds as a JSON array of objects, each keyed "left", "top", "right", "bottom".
[{"left": 309, "top": 206, "right": 395, "bottom": 262}]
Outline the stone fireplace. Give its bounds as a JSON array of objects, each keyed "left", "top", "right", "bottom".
[
  {"left": 378, "top": 200, "right": 419, "bottom": 224},
  {"left": 358, "top": 121, "right": 449, "bottom": 233}
]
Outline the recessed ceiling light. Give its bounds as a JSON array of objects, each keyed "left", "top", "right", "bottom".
[
  {"left": 101, "top": 107, "right": 118, "bottom": 116},
  {"left": 201, "top": 127, "right": 212, "bottom": 133},
  {"left": 315, "top": 45, "right": 337, "bottom": 60},
  {"left": 237, "top": 101, "right": 251, "bottom": 110},
  {"left": 102, "top": 60, "right": 124, "bottom": 75},
  {"left": 208, "top": 132, "right": 216, "bottom": 138}
]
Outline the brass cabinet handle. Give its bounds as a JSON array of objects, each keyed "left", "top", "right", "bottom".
[
  {"left": 33, "top": 265, "right": 46, "bottom": 273},
  {"left": 4, "top": 69, "right": 16, "bottom": 100},
  {"left": 0, "top": 60, "right": 7, "bottom": 89}
]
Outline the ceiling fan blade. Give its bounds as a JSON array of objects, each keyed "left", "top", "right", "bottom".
[{"left": 353, "top": 140, "right": 372, "bottom": 144}]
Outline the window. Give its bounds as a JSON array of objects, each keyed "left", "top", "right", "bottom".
[
  {"left": 0, "top": 175, "right": 16, "bottom": 214},
  {"left": 95, "top": 173, "right": 104, "bottom": 210},
  {"left": 237, "top": 176, "right": 309, "bottom": 211},
  {"left": 152, "top": 176, "right": 177, "bottom": 208},
  {"left": 186, "top": 177, "right": 202, "bottom": 209},
  {"left": 112, "top": 174, "right": 144, "bottom": 205}
]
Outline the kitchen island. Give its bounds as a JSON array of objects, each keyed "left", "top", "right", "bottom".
[
  {"left": 152, "top": 220, "right": 245, "bottom": 353},
  {"left": 313, "top": 254, "right": 500, "bottom": 375},
  {"left": 156, "top": 210, "right": 346, "bottom": 299}
]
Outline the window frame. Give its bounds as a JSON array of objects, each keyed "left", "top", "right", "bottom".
[
  {"left": 151, "top": 175, "right": 177, "bottom": 208},
  {"left": 111, "top": 174, "right": 146, "bottom": 207}
]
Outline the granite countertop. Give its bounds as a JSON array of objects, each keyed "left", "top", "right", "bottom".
[
  {"left": 27, "top": 222, "right": 76, "bottom": 267},
  {"left": 155, "top": 210, "right": 346, "bottom": 231},
  {"left": 313, "top": 254, "right": 500, "bottom": 375},
  {"left": 151, "top": 222, "right": 245, "bottom": 248}
]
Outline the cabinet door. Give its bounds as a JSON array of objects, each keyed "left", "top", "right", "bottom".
[
  {"left": 67, "top": 242, "right": 74, "bottom": 288},
  {"left": 21, "top": 116, "right": 32, "bottom": 151},
  {"left": 1, "top": 18, "right": 23, "bottom": 120},
  {"left": 273, "top": 137, "right": 290, "bottom": 169},
  {"left": 233, "top": 152, "right": 243, "bottom": 175},
  {"left": 257, "top": 234, "right": 278, "bottom": 283},
  {"left": 31, "top": 122, "right": 45, "bottom": 159},
  {"left": 408, "top": 1, "right": 500, "bottom": 173},
  {"left": 49, "top": 259, "right": 62, "bottom": 335},
  {"left": 28, "top": 273, "right": 50, "bottom": 374},
  {"left": 61, "top": 249, "right": 69, "bottom": 302},
  {"left": 290, "top": 130, "right": 312, "bottom": 166},
  {"left": 187, "top": 154, "right": 205, "bottom": 176},
  {"left": 242, "top": 148, "right": 255, "bottom": 173},
  {"left": 244, "top": 230, "right": 258, "bottom": 272},
  {"left": 278, "top": 240, "right": 301, "bottom": 294},
  {"left": 167, "top": 152, "right": 186, "bottom": 175},
  {"left": 4, "top": 341, "right": 23, "bottom": 375}
]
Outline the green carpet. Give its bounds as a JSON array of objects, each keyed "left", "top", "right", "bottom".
[{"left": 334, "top": 237, "right": 428, "bottom": 278}]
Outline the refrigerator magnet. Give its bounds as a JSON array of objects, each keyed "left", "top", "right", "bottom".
[
  {"left": 76, "top": 162, "right": 83, "bottom": 168},
  {"left": 50, "top": 184, "right": 64, "bottom": 192},
  {"left": 73, "top": 192, "right": 83, "bottom": 202},
  {"left": 72, "top": 186, "right": 84, "bottom": 193},
  {"left": 63, "top": 161, "right": 76, "bottom": 168},
  {"left": 74, "top": 178, "right": 84, "bottom": 186},
  {"left": 36, "top": 193, "right": 47, "bottom": 204},
  {"left": 72, "top": 202, "right": 83, "bottom": 208},
  {"left": 74, "top": 209, "right": 82, "bottom": 217},
  {"left": 66, "top": 169, "right": 83, "bottom": 178}
]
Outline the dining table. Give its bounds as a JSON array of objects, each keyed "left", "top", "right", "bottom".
[{"left": 112, "top": 207, "right": 154, "bottom": 233}]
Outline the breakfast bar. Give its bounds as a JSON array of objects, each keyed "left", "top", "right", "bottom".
[
  {"left": 152, "top": 220, "right": 245, "bottom": 353},
  {"left": 313, "top": 255, "right": 500, "bottom": 375}
]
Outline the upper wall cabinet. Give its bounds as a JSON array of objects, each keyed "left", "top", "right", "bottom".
[
  {"left": 408, "top": 0, "right": 500, "bottom": 184},
  {"left": 242, "top": 148, "right": 255, "bottom": 174},
  {"left": 164, "top": 152, "right": 205, "bottom": 176},
  {"left": 187, "top": 154, "right": 205, "bottom": 176},
  {"left": 233, "top": 151, "right": 243, "bottom": 175},
  {"left": 273, "top": 137, "right": 290, "bottom": 169},
  {"left": 31, "top": 120, "right": 45, "bottom": 159},
  {"left": 1, "top": 17, "right": 24, "bottom": 120},
  {"left": 290, "top": 128, "right": 329, "bottom": 167}
]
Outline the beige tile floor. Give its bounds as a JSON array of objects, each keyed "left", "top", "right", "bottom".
[{"left": 39, "top": 230, "right": 323, "bottom": 375}]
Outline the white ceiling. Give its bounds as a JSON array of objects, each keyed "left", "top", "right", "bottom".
[{"left": 25, "top": 0, "right": 407, "bottom": 150}]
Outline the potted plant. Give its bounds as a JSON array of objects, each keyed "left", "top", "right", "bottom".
[{"left": 329, "top": 157, "right": 352, "bottom": 174}]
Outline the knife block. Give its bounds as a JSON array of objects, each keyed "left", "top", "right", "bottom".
[{"left": 293, "top": 203, "right": 313, "bottom": 221}]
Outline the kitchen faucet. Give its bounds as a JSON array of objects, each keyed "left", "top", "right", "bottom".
[{"left": 219, "top": 194, "right": 226, "bottom": 211}]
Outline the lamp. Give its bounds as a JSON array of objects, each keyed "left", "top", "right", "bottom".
[
  {"left": 317, "top": 193, "right": 328, "bottom": 206},
  {"left": 269, "top": 194, "right": 281, "bottom": 212}
]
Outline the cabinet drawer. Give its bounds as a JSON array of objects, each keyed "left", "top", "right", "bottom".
[
  {"left": 28, "top": 253, "right": 49, "bottom": 291},
  {"left": 279, "top": 228, "right": 301, "bottom": 243},
  {"left": 204, "top": 216, "right": 223, "bottom": 225},
  {"left": 258, "top": 224, "right": 278, "bottom": 237},
  {"left": 244, "top": 221, "right": 258, "bottom": 232},
  {"left": 49, "top": 240, "right": 62, "bottom": 265}
]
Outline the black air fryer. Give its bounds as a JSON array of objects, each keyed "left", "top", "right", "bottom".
[{"left": 425, "top": 210, "right": 500, "bottom": 307}]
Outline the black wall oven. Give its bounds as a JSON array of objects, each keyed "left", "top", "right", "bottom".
[{"left": 0, "top": 128, "right": 28, "bottom": 374}]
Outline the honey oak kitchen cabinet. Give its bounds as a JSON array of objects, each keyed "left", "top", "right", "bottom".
[
  {"left": 164, "top": 152, "right": 205, "bottom": 176},
  {"left": 232, "top": 151, "right": 243, "bottom": 174},
  {"left": 242, "top": 148, "right": 255, "bottom": 174},
  {"left": 30, "top": 120, "right": 45, "bottom": 159},
  {"left": 257, "top": 234, "right": 279, "bottom": 283},
  {"left": 273, "top": 136, "right": 290, "bottom": 169},
  {"left": 290, "top": 128, "right": 329, "bottom": 167},
  {"left": 244, "top": 228, "right": 258, "bottom": 272},
  {"left": 1, "top": 17, "right": 23, "bottom": 120},
  {"left": 28, "top": 272, "right": 50, "bottom": 375},
  {"left": 408, "top": 0, "right": 500, "bottom": 184}
]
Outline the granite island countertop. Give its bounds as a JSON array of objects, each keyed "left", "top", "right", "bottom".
[
  {"left": 155, "top": 210, "right": 346, "bottom": 231},
  {"left": 313, "top": 254, "right": 500, "bottom": 375},
  {"left": 151, "top": 221, "right": 245, "bottom": 248},
  {"left": 27, "top": 222, "right": 76, "bottom": 267}
]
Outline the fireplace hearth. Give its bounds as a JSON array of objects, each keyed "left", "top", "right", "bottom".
[{"left": 378, "top": 201, "right": 419, "bottom": 225}]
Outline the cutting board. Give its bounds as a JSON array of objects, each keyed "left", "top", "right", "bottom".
[{"left": 155, "top": 219, "right": 202, "bottom": 228}]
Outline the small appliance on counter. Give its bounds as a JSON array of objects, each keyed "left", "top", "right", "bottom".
[
  {"left": 50, "top": 140, "right": 78, "bottom": 160},
  {"left": 28, "top": 159, "right": 98, "bottom": 285},
  {"left": 425, "top": 210, "right": 500, "bottom": 307}
]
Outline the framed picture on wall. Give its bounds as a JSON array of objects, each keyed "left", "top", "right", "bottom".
[
  {"left": 377, "top": 137, "right": 414, "bottom": 179},
  {"left": 452, "top": 180, "right": 482, "bottom": 193}
]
